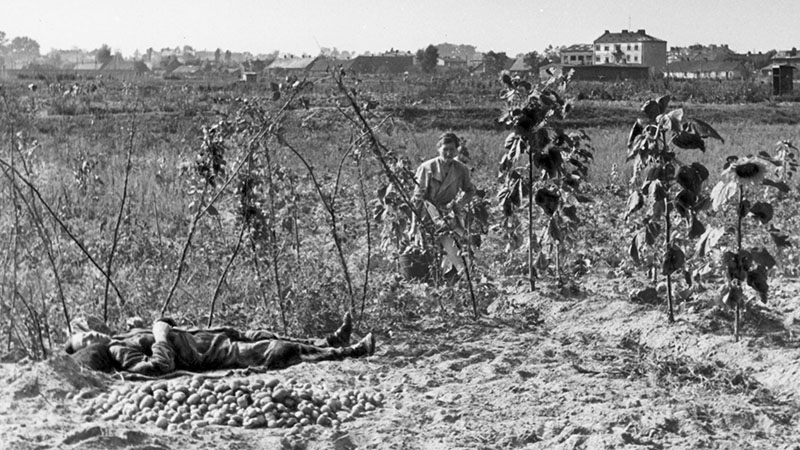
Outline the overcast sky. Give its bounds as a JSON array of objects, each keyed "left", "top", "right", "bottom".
[{"left": 2, "top": 0, "right": 797, "bottom": 57}]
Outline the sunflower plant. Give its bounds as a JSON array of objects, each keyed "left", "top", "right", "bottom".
[
  {"left": 703, "top": 145, "right": 796, "bottom": 341},
  {"left": 496, "top": 70, "right": 594, "bottom": 290},
  {"left": 624, "top": 95, "right": 723, "bottom": 323}
]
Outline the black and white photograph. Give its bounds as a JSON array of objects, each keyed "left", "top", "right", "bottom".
[{"left": 1, "top": 1, "right": 799, "bottom": 448}]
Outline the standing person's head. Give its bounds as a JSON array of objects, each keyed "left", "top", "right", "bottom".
[{"left": 437, "top": 132, "right": 460, "bottom": 161}]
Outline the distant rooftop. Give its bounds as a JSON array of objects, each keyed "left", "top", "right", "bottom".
[{"left": 595, "top": 29, "right": 666, "bottom": 44}]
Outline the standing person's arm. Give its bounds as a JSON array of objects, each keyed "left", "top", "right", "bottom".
[
  {"left": 110, "top": 321, "right": 176, "bottom": 375},
  {"left": 457, "top": 165, "right": 476, "bottom": 207},
  {"left": 412, "top": 162, "right": 430, "bottom": 206}
]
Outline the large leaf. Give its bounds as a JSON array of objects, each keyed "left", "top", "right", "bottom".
[
  {"left": 685, "top": 118, "right": 724, "bottom": 143},
  {"left": 762, "top": 178, "right": 791, "bottom": 193},
  {"left": 676, "top": 165, "right": 703, "bottom": 193},
  {"left": 749, "top": 247, "right": 777, "bottom": 269},
  {"left": 658, "top": 108, "right": 683, "bottom": 131},
  {"left": 720, "top": 283, "right": 744, "bottom": 309},
  {"left": 746, "top": 266, "right": 769, "bottom": 303},
  {"left": 769, "top": 227, "right": 793, "bottom": 248},
  {"left": 561, "top": 205, "right": 580, "bottom": 223},
  {"left": 644, "top": 220, "right": 661, "bottom": 245},
  {"left": 710, "top": 180, "right": 738, "bottom": 211},
  {"left": 629, "top": 235, "right": 641, "bottom": 265},
  {"left": 695, "top": 226, "right": 725, "bottom": 257},
  {"left": 722, "top": 251, "right": 748, "bottom": 281},
  {"left": 624, "top": 191, "right": 644, "bottom": 220},
  {"left": 690, "top": 162, "right": 710, "bottom": 182},
  {"left": 642, "top": 100, "right": 660, "bottom": 121},
  {"left": 662, "top": 246, "right": 686, "bottom": 275},
  {"left": 627, "top": 120, "right": 644, "bottom": 149},
  {"left": 689, "top": 216, "right": 706, "bottom": 239},
  {"left": 749, "top": 202, "right": 774, "bottom": 224},
  {"left": 656, "top": 95, "right": 670, "bottom": 114},
  {"left": 535, "top": 188, "right": 560, "bottom": 216},
  {"left": 675, "top": 189, "right": 696, "bottom": 220},
  {"left": 671, "top": 131, "right": 705, "bottom": 151}
]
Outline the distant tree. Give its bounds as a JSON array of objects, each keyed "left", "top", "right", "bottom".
[
  {"left": 437, "top": 43, "right": 477, "bottom": 60},
  {"left": 183, "top": 45, "right": 195, "bottom": 56},
  {"left": 224, "top": 50, "right": 232, "bottom": 63},
  {"left": 95, "top": 44, "right": 112, "bottom": 65},
  {"left": 9, "top": 36, "right": 40, "bottom": 57},
  {"left": 483, "top": 51, "right": 509, "bottom": 74},
  {"left": 543, "top": 45, "right": 563, "bottom": 63},
  {"left": 214, "top": 48, "right": 221, "bottom": 64},
  {"left": 416, "top": 44, "right": 439, "bottom": 73},
  {"left": 0, "top": 31, "right": 7, "bottom": 55},
  {"left": 523, "top": 51, "right": 545, "bottom": 71}
]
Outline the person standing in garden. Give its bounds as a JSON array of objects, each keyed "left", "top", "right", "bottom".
[{"left": 410, "top": 132, "right": 476, "bottom": 276}]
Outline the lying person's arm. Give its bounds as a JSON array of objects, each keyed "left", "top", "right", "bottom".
[{"left": 109, "top": 321, "right": 176, "bottom": 375}]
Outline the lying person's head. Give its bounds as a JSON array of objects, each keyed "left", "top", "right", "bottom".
[{"left": 64, "top": 331, "right": 117, "bottom": 372}]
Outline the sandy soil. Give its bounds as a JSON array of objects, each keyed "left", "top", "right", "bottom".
[{"left": 2, "top": 276, "right": 800, "bottom": 450}]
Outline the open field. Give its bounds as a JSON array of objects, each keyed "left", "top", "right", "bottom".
[{"left": 1, "top": 75, "right": 800, "bottom": 449}]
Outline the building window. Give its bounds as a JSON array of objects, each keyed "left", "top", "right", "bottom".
[
  {"left": 595, "top": 45, "right": 600, "bottom": 51},
  {"left": 627, "top": 44, "right": 631, "bottom": 50},
  {"left": 605, "top": 57, "right": 610, "bottom": 63},
  {"left": 634, "top": 44, "right": 639, "bottom": 50},
  {"left": 596, "top": 56, "right": 601, "bottom": 62},
  {"left": 570, "top": 55, "right": 576, "bottom": 61},
  {"left": 604, "top": 46, "right": 609, "bottom": 51},
  {"left": 634, "top": 56, "right": 639, "bottom": 62},
  {"left": 626, "top": 55, "right": 630, "bottom": 61}
]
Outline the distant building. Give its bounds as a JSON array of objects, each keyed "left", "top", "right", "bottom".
[
  {"left": 265, "top": 56, "right": 318, "bottom": 76},
  {"left": 593, "top": 29, "right": 667, "bottom": 75},
  {"left": 438, "top": 57, "right": 469, "bottom": 72},
  {"left": 771, "top": 51, "right": 800, "bottom": 71},
  {"left": 307, "top": 57, "right": 351, "bottom": 75},
  {"left": 99, "top": 56, "right": 151, "bottom": 78},
  {"left": 508, "top": 56, "right": 535, "bottom": 77},
  {"left": 348, "top": 54, "right": 414, "bottom": 75},
  {"left": 561, "top": 44, "right": 593, "bottom": 66},
  {"left": 666, "top": 60, "right": 748, "bottom": 80}
]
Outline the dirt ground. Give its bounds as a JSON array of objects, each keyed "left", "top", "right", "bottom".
[{"left": 2, "top": 276, "right": 800, "bottom": 450}]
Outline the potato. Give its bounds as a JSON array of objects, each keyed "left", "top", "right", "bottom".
[
  {"left": 139, "top": 395, "right": 156, "bottom": 410},
  {"left": 316, "top": 414, "right": 332, "bottom": 427},
  {"left": 155, "top": 417, "right": 169, "bottom": 429}
]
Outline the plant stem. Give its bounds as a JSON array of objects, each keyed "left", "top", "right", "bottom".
[
  {"left": 735, "top": 186, "right": 744, "bottom": 342},
  {"left": 207, "top": 222, "right": 246, "bottom": 327},
  {"left": 528, "top": 148, "right": 536, "bottom": 291},
  {"left": 665, "top": 196, "right": 674, "bottom": 323},
  {"left": 357, "top": 158, "right": 372, "bottom": 326}
]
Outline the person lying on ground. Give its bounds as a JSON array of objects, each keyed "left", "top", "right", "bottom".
[{"left": 64, "top": 312, "right": 375, "bottom": 376}]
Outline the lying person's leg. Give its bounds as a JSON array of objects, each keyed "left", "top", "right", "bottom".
[
  {"left": 234, "top": 332, "right": 375, "bottom": 371},
  {"left": 239, "top": 311, "right": 352, "bottom": 348}
]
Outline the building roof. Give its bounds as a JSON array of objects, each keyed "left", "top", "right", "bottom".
[
  {"left": 562, "top": 44, "right": 593, "bottom": 53},
  {"left": 307, "top": 57, "right": 352, "bottom": 73},
  {"left": 667, "top": 60, "right": 747, "bottom": 73},
  {"left": 348, "top": 55, "right": 414, "bottom": 74},
  {"left": 171, "top": 65, "right": 201, "bottom": 75},
  {"left": 99, "top": 56, "right": 150, "bottom": 73},
  {"left": 267, "top": 57, "right": 318, "bottom": 70},
  {"left": 508, "top": 56, "right": 534, "bottom": 72},
  {"left": 73, "top": 62, "right": 102, "bottom": 71},
  {"left": 595, "top": 29, "right": 665, "bottom": 44}
]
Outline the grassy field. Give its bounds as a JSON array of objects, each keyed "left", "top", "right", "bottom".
[{"left": 1, "top": 75, "right": 799, "bottom": 360}]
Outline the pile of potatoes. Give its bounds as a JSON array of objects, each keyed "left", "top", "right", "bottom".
[{"left": 78, "top": 375, "right": 384, "bottom": 432}]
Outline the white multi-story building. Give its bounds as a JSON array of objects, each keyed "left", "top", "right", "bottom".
[{"left": 593, "top": 29, "right": 667, "bottom": 75}]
